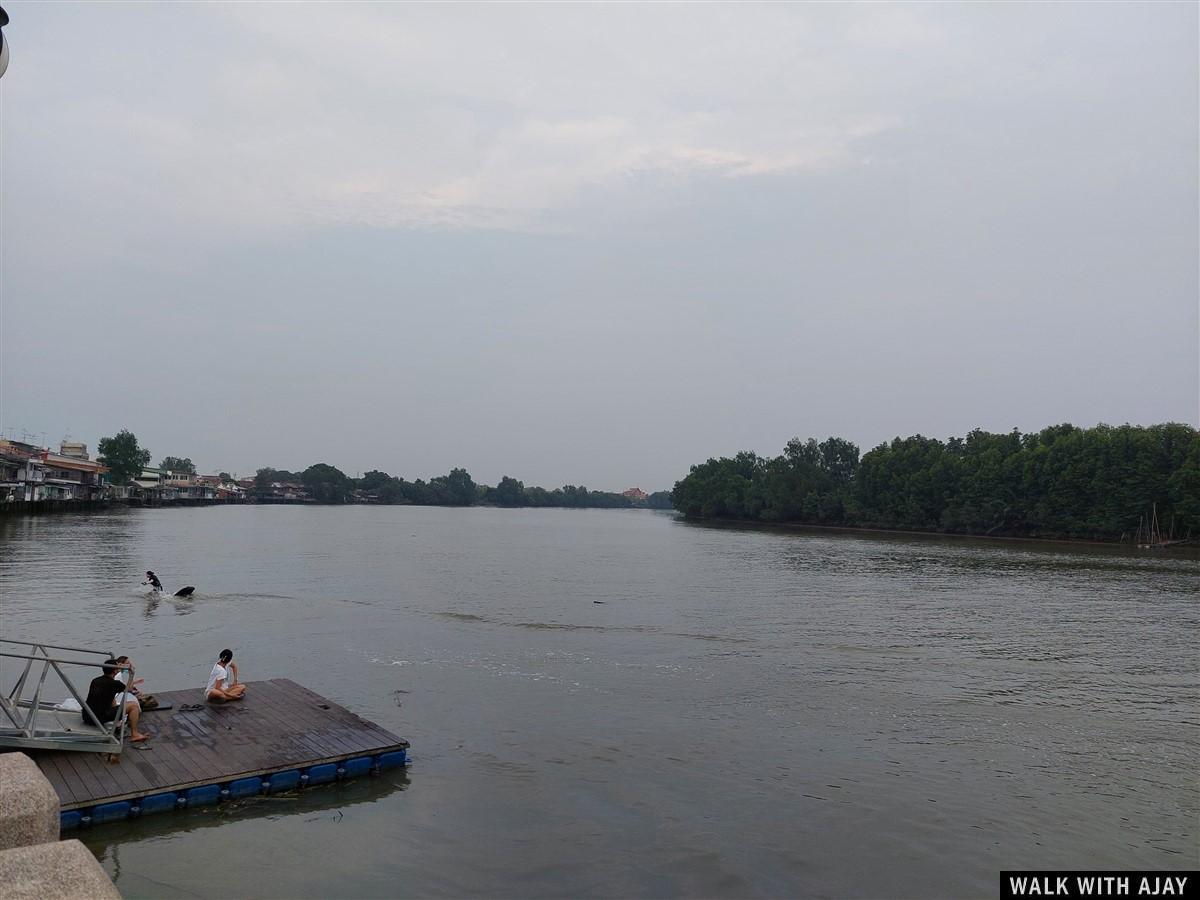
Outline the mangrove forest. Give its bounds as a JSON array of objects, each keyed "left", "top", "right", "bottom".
[{"left": 669, "top": 423, "right": 1199, "bottom": 542}]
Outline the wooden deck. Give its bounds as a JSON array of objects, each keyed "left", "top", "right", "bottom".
[{"left": 30, "top": 678, "right": 409, "bottom": 821}]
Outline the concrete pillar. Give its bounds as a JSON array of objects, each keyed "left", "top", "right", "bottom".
[
  {"left": 0, "top": 752, "right": 121, "bottom": 898},
  {"left": 0, "top": 752, "right": 58, "bottom": 849},
  {"left": 0, "top": 839, "right": 122, "bottom": 899}
]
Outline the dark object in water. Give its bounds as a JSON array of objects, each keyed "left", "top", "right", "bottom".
[{"left": 174, "top": 586, "right": 195, "bottom": 597}]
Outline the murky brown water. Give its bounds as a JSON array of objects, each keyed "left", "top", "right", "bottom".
[{"left": 1, "top": 506, "right": 1196, "bottom": 897}]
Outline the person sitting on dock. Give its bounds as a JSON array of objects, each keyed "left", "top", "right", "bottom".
[
  {"left": 142, "top": 570, "right": 162, "bottom": 593},
  {"left": 84, "top": 660, "right": 149, "bottom": 742},
  {"left": 205, "top": 649, "right": 247, "bottom": 703},
  {"left": 113, "top": 655, "right": 143, "bottom": 710},
  {"left": 114, "top": 655, "right": 159, "bottom": 710}
]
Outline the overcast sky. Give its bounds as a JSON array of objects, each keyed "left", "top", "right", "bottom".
[{"left": 1, "top": 2, "right": 1196, "bottom": 490}]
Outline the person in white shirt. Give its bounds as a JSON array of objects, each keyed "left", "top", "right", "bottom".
[
  {"left": 113, "top": 655, "right": 144, "bottom": 710},
  {"left": 205, "top": 648, "right": 246, "bottom": 702}
]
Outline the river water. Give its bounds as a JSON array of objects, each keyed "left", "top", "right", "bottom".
[{"left": 0, "top": 506, "right": 1196, "bottom": 898}]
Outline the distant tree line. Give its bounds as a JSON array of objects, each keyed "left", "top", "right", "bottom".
[
  {"left": 670, "top": 423, "right": 1200, "bottom": 542},
  {"left": 93, "top": 429, "right": 675, "bottom": 509},
  {"left": 254, "top": 464, "right": 673, "bottom": 510}
]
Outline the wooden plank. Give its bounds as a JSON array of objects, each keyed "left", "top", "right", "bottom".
[
  {"left": 161, "top": 709, "right": 230, "bottom": 778},
  {"left": 30, "top": 679, "right": 408, "bottom": 812},
  {"left": 235, "top": 681, "right": 359, "bottom": 760},
  {"left": 128, "top": 755, "right": 166, "bottom": 790},
  {"left": 248, "top": 711, "right": 345, "bottom": 764},
  {"left": 278, "top": 681, "right": 406, "bottom": 749},
  {"left": 284, "top": 681, "right": 404, "bottom": 750},
  {"left": 127, "top": 724, "right": 196, "bottom": 789},
  {"left": 255, "top": 681, "right": 356, "bottom": 741},
  {"left": 37, "top": 755, "right": 79, "bottom": 807},
  {"left": 58, "top": 751, "right": 111, "bottom": 804},
  {"left": 269, "top": 680, "right": 400, "bottom": 755},
  {"left": 83, "top": 749, "right": 144, "bottom": 799}
]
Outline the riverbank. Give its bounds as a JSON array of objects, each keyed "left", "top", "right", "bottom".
[
  {"left": 5, "top": 499, "right": 1196, "bottom": 553},
  {"left": 0, "top": 498, "right": 665, "bottom": 515},
  {"left": 679, "top": 514, "right": 1200, "bottom": 551},
  {"left": 0, "top": 497, "right": 247, "bottom": 515}
]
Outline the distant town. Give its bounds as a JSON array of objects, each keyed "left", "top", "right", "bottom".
[{"left": 0, "top": 436, "right": 673, "bottom": 511}]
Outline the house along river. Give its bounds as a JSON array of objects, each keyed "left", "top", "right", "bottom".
[{"left": 1, "top": 505, "right": 1196, "bottom": 898}]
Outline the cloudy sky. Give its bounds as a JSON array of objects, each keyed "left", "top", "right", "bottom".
[{"left": 1, "top": 2, "right": 1196, "bottom": 490}]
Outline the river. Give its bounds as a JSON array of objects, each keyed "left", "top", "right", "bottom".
[{"left": 1, "top": 506, "right": 1196, "bottom": 897}]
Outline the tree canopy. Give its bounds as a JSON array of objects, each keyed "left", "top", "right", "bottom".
[
  {"left": 249, "top": 463, "right": 668, "bottom": 511},
  {"left": 160, "top": 456, "right": 196, "bottom": 475},
  {"left": 670, "top": 423, "right": 1199, "bottom": 542},
  {"left": 302, "top": 463, "right": 353, "bottom": 504},
  {"left": 97, "top": 430, "right": 151, "bottom": 485},
  {"left": 255, "top": 467, "right": 300, "bottom": 491},
  {"left": 487, "top": 476, "right": 526, "bottom": 507}
]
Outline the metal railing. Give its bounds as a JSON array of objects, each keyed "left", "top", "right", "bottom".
[{"left": 0, "top": 639, "right": 132, "bottom": 754}]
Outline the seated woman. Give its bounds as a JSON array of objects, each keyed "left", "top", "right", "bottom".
[
  {"left": 114, "top": 654, "right": 160, "bottom": 710},
  {"left": 113, "top": 655, "right": 143, "bottom": 709},
  {"left": 205, "top": 648, "right": 247, "bottom": 702}
]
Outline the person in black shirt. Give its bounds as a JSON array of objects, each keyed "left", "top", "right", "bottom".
[
  {"left": 83, "top": 660, "right": 148, "bottom": 742},
  {"left": 142, "top": 571, "right": 162, "bottom": 592}
]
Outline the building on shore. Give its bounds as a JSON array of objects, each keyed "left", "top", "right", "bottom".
[
  {"left": 622, "top": 487, "right": 648, "bottom": 503},
  {"left": 133, "top": 465, "right": 165, "bottom": 494},
  {"left": 0, "top": 440, "right": 46, "bottom": 503},
  {"left": 196, "top": 474, "right": 246, "bottom": 501},
  {"left": 59, "top": 441, "right": 89, "bottom": 460},
  {"left": 0, "top": 444, "right": 246, "bottom": 508},
  {"left": 0, "top": 440, "right": 106, "bottom": 503},
  {"left": 42, "top": 448, "right": 106, "bottom": 500},
  {"left": 262, "top": 481, "right": 312, "bottom": 502}
]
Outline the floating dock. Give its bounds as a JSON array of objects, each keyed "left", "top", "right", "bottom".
[{"left": 30, "top": 678, "right": 409, "bottom": 830}]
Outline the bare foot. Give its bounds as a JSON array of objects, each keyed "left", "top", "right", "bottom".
[{"left": 130, "top": 733, "right": 150, "bottom": 743}]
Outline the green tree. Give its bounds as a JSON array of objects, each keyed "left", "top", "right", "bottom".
[
  {"left": 218, "top": 472, "right": 232, "bottom": 481},
  {"left": 490, "top": 476, "right": 525, "bottom": 507},
  {"left": 671, "top": 423, "right": 1199, "bottom": 541},
  {"left": 357, "top": 470, "right": 394, "bottom": 491},
  {"left": 160, "top": 456, "right": 196, "bottom": 475},
  {"left": 97, "top": 430, "right": 151, "bottom": 485},
  {"left": 401, "top": 478, "right": 434, "bottom": 504},
  {"left": 428, "top": 468, "right": 477, "bottom": 506},
  {"left": 671, "top": 452, "right": 765, "bottom": 519},
  {"left": 255, "top": 467, "right": 299, "bottom": 491},
  {"left": 645, "top": 491, "right": 674, "bottom": 510},
  {"left": 302, "top": 463, "right": 352, "bottom": 504}
]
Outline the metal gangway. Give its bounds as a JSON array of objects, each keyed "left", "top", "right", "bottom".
[{"left": 0, "top": 639, "right": 132, "bottom": 754}]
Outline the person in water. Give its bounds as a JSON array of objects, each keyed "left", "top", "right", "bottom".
[
  {"left": 142, "top": 570, "right": 162, "bottom": 592},
  {"left": 205, "top": 649, "right": 246, "bottom": 702},
  {"left": 84, "top": 659, "right": 149, "bottom": 742}
]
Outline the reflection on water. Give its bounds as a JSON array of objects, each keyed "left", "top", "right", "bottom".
[
  {"left": 1, "top": 506, "right": 1197, "bottom": 898},
  {"left": 91, "top": 773, "right": 410, "bottom": 899}
]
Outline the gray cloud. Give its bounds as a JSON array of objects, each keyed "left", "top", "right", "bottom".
[{"left": 2, "top": 2, "right": 1196, "bottom": 489}]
